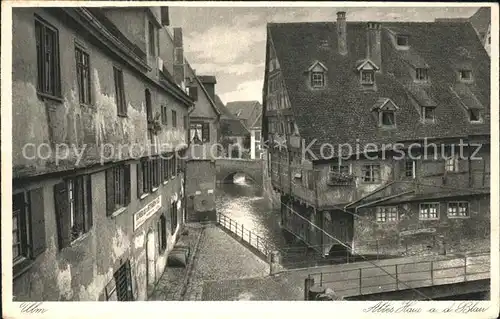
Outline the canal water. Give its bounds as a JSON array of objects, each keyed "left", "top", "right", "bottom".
[{"left": 215, "top": 174, "right": 330, "bottom": 269}]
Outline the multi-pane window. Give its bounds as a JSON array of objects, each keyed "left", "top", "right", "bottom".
[
  {"left": 419, "top": 203, "right": 439, "bottom": 220},
  {"left": 75, "top": 46, "right": 91, "bottom": 104},
  {"left": 376, "top": 206, "right": 398, "bottom": 222},
  {"left": 190, "top": 122, "right": 210, "bottom": 143},
  {"left": 311, "top": 72, "right": 325, "bottom": 88},
  {"left": 422, "top": 106, "right": 435, "bottom": 122},
  {"left": 447, "top": 202, "right": 470, "bottom": 218},
  {"left": 138, "top": 158, "right": 160, "bottom": 196},
  {"left": 362, "top": 164, "right": 380, "bottom": 183},
  {"left": 381, "top": 111, "right": 395, "bottom": 126},
  {"left": 460, "top": 70, "right": 473, "bottom": 81},
  {"left": 361, "top": 70, "right": 374, "bottom": 84},
  {"left": 66, "top": 175, "right": 93, "bottom": 241},
  {"left": 445, "top": 153, "right": 459, "bottom": 172},
  {"left": 35, "top": 17, "right": 60, "bottom": 97},
  {"left": 114, "top": 67, "right": 127, "bottom": 116},
  {"left": 105, "top": 165, "right": 130, "bottom": 215},
  {"left": 330, "top": 162, "right": 350, "bottom": 175},
  {"left": 172, "top": 110, "right": 177, "bottom": 127},
  {"left": 416, "top": 68, "right": 428, "bottom": 81},
  {"left": 13, "top": 193, "right": 30, "bottom": 263},
  {"left": 405, "top": 160, "right": 415, "bottom": 178},
  {"left": 12, "top": 189, "right": 46, "bottom": 270}
]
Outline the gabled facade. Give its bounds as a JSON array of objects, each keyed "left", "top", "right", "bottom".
[
  {"left": 263, "top": 11, "right": 490, "bottom": 257},
  {"left": 12, "top": 7, "right": 193, "bottom": 301},
  {"left": 215, "top": 95, "right": 250, "bottom": 158},
  {"left": 469, "top": 7, "right": 491, "bottom": 57},
  {"left": 226, "top": 100, "right": 263, "bottom": 159}
]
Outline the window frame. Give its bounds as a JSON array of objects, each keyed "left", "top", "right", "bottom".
[
  {"left": 172, "top": 110, "right": 177, "bottom": 128},
  {"left": 445, "top": 154, "right": 459, "bottom": 173},
  {"left": 396, "top": 35, "right": 409, "bottom": 47},
  {"left": 361, "top": 164, "right": 381, "bottom": 183},
  {"left": 419, "top": 202, "right": 440, "bottom": 220},
  {"left": 415, "top": 68, "right": 429, "bottom": 81},
  {"left": 330, "top": 162, "right": 350, "bottom": 175},
  {"left": 148, "top": 21, "right": 156, "bottom": 57},
  {"left": 459, "top": 69, "right": 473, "bottom": 81},
  {"left": 66, "top": 175, "right": 93, "bottom": 242},
  {"left": 311, "top": 71, "right": 325, "bottom": 88},
  {"left": 113, "top": 66, "right": 127, "bottom": 116},
  {"left": 360, "top": 70, "right": 375, "bottom": 85},
  {"left": 447, "top": 201, "right": 470, "bottom": 218},
  {"left": 380, "top": 110, "right": 396, "bottom": 127},
  {"left": 422, "top": 106, "right": 435, "bottom": 123},
  {"left": 404, "top": 160, "right": 416, "bottom": 178},
  {"left": 35, "top": 16, "right": 61, "bottom": 98},
  {"left": 75, "top": 44, "right": 91, "bottom": 105},
  {"left": 469, "top": 109, "right": 482, "bottom": 123},
  {"left": 375, "top": 206, "right": 398, "bottom": 223},
  {"left": 12, "top": 192, "right": 31, "bottom": 265}
]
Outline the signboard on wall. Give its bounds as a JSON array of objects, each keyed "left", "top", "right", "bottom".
[{"left": 134, "top": 196, "right": 162, "bottom": 231}]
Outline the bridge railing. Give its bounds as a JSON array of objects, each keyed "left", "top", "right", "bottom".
[
  {"left": 216, "top": 212, "right": 278, "bottom": 262},
  {"left": 305, "top": 250, "right": 490, "bottom": 299}
]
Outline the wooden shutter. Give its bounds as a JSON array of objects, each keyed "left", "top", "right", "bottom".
[
  {"left": 124, "top": 165, "right": 131, "bottom": 205},
  {"left": 106, "top": 168, "right": 115, "bottom": 215},
  {"left": 85, "top": 175, "right": 93, "bottom": 231},
  {"left": 74, "top": 177, "right": 85, "bottom": 233},
  {"left": 54, "top": 181, "right": 71, "bottom": 249},
  {"left": 202, "top": 123, "right": 210, "bottom": 142},
  {"left": 137, "top": 161, "right": 143, "bottom": 198},
  {"left": 30, "top": 188, "right": 46, "bottom": 257}
]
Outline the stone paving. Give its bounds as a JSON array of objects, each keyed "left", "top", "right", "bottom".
[{"left": 149, "top": 222, "right": 269, "bottom": 301}]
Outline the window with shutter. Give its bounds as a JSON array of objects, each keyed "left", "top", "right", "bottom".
[
  {"left": 29, "top": 188, "right": 46, "bottom": 258},
  {"left": 107, "top": 260, "right": 134, "bottom": 301},
  {"left": 158, "top": 215, "right": 167, "bottom": 252},
  {"left": 171, "top": 201, "right": 178, "bottom": 234},
  {"left": 13, "top": 192, "right": 30, "bottom": 264},
  {"left": 172, "top": 110, "right": 177, "bottom": 127},
  {"left": 35, "top": 16, "right": 61, "bottom": 97},
  {"left": 137, "top": 160, "right": 144, "bottom": 198},
  {"left": 54, "top": 182, "right": 71, "bottom": 249}
]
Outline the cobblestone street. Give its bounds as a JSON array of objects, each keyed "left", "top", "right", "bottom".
[{"left": 149, "top": 223, "right": 269, "bottom": 301}]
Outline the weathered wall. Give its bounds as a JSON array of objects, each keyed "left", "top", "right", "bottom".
[
  {"left": 101, "top": 8, "right": 147, "bottom": 54},
  {"left": 12, "top": 8, "right": 189, "bottom": 179},
  {"left": 352, "top": 195, "right": 490, "bottom": 256},
  {"left": 185, "top": 160, "right": 216, "bottom": 222},
  {"left": 13, "top": 163, "right": 185, "bottom": 301}
]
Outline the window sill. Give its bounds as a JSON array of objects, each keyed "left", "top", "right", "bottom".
[
  {"left": 13, "top": 258, "right": 35, "bottom": 280},
  {"left": 447, "top": 215, "right": 470, "bottom": 219},
  {"left": 37, "top": 92, "right": 63, "bottom": 103},
  {"left": 152, "top": 187, "right": 159, "bottom": 193},
  {"left": 117, "top": 113, "right": 128, "bottom": 118},
  {"left": 70, "top": 231, "right": 91, "bottom": 246},
  {"left": 171, "top": 176, "right": 176, "bottom": 180},
  {"left": 110, "top": 207, "right": 127, "bottom": 218},
  {"left": 139, "top": 193, "right": 150, "bottom": 200},
  {"left": 419, "top": 218, "right": 439, "bottom": 221},
  {"left": 163, "top": 180, "right": 169, "bottom": 185}
]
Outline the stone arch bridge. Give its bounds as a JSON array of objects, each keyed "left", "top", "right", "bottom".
[{"left": 215, "top": 158, "right": 263, "bottom": 186}]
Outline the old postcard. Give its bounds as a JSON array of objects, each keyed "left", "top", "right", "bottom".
[{"left": 1, "top": 1, "right": 499, "bottom": 318}]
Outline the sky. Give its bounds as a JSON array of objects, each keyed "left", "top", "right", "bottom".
[{"left": 169, "top": 6, "right": 481, "bottom": 105}]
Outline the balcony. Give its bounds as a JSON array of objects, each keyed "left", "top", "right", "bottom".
[{"left": 326, "top": 172, "right": 355, "bottom": 186}]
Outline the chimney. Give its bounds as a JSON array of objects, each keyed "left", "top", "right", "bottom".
[
  {"left": 198, "top": 76, "right": 217, "bottom": 102},
  {"left": 366, "top": 22, "right": 382, "bottom": 71},
  {"left": 173, "top": 28, "right": 185, "bottom": 87},
  {"left": 336, "top": 11, "right": 347, "bottom": 55}
]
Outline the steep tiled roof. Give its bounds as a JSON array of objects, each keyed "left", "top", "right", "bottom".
[
  {"left": 226, "top": 101, "right": 261, "bottom": 121},
  {"left": 469, "top": 7, "right": 491, "bottom": 36},
  {"left": 215, "top": 95, "right": 249, "bottom": 137},
  {"left": 268, "top": 21, "right": 490, "bottom": 156}
]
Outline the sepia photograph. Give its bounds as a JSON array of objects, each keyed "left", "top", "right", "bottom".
[{"left": 1, "top": 1, "right": 498, "bottom": 318}]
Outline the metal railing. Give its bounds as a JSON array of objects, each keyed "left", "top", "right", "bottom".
[
  {"left": 306, "top": 250, "right": 490, "bottom": 298},
  {"left": 217, "top": 212, "right": 277, "bottom": 261}
]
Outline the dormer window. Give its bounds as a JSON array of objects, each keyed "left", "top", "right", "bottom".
[
  {"left": 372, "top": 98, "right": 398, "bottom": 128},
  {"left": 416, "top": 68, "right": 428, "bottom": 81},
  {"left": 469, "top": 109, "right": 482, "bottom": 123},
  {"left": 396, "top": 35, "right": 409, "bottom": 46},
  {"left": 307, "top": 61, "right": 328, "bottom": 89},
  {"left": 459, "top": 70, "right": 473, "bottom": 81},
  {"left": 422, "top": 106, "right": 435, "bottom": 122},
  {"left": 311, "top": 72, "right": 325, "bottom": 88},
  {"left": 361, "top": 70, "right": 374, "bottom": 85}
]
